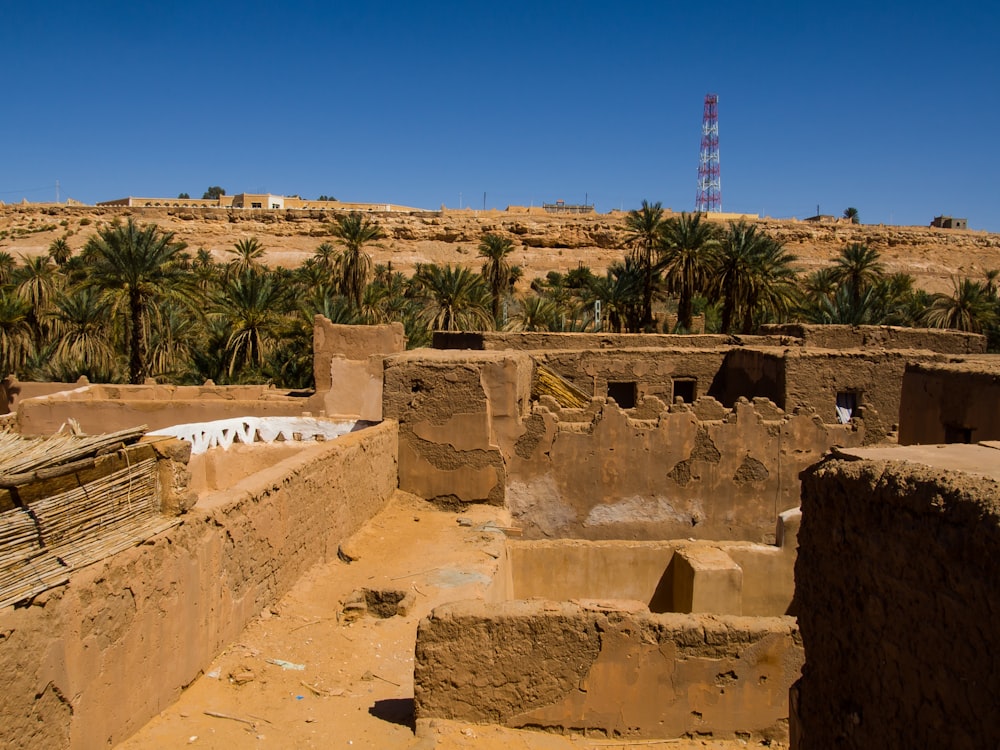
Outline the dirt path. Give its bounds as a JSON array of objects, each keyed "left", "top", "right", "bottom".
[{"left": 117, "top": 492, "right": 784, "bottom": 750}]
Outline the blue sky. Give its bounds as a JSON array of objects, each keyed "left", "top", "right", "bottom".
[{"left": 2, "top": 1, "right": 998, "bottom": 230}]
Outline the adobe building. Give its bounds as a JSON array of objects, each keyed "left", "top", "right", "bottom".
[{"left": 0, "top": 320, "right": 994, "bottom": 747}]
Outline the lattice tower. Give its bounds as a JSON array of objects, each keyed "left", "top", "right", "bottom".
[{"left": 695, "top": 93, "right": 721, "bottom": 213}]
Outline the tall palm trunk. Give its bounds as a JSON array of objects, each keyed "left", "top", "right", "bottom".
[{"left": 128, "top": 287, "right": 146, "bottom": 384}]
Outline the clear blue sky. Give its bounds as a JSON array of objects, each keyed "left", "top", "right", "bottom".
[{"left": 2, "top": 1, "right": 998, "bottom": 230}]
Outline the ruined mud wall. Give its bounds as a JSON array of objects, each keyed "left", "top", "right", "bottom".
[
  {"left": 898, "top": 361, "right": 1000, "bottom": 444},
  {"left": 509, "top": 397, "right": 861, "bottom": 541},
  {"left": 433, "top": 331, "right": 746, "bottom": 351},
  {"left": 759, "top": 323, "right": 986, "bottom": 354},
  {"left": 0, "top": 421, "right": 397, "bottom": 750},
  {"left": 794, "top": 457, "right": 1000, "bottom": 749},
  {"left": 313, "top": 317, "right": 406, "bottom": 420},
  {"left": 384, "top": 349, "right": 863, "bottom": 539},
  {"left": 16, "top": 383, "right": 313, "bottom": 436},
  {"left": 383, "top": 350, "right": 533, "bottom": 506},
  {"left": 782, "top": 349, "right": 947, "bottom": 432},
  {"left": 535, "top": 348, "right": 730, "bottom": 405},
  {"left": 713, "top": 349, "right": 786, "bottom": 408},
  {"left": 415, "top": 600, "right": 803, "bottom": 742}
]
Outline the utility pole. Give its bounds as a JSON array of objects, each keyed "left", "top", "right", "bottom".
[
  {"left": 483, "top": 192, "right": 486, "bottom": 211},
  {"left": 55, "top": 180, "right": 59, "bottom": 203}
]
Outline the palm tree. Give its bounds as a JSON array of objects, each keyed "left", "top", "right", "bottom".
[
  {"left": 658, "top": 212, "right": 720, "bottom": 332},
  {"left": 843, "top": 207, "right": 860, "bottom": 224},
  {"left": 81, "top": 218, "right": 192, "bottom": 384},
  {"left": 48, "top": 237, "right": 73, "bottom": 266},
  {"left": 623, "top": 200, "right": 665, "bottom": 330},
  {"left": 330, "top": 212, "right": 384, "bottom": 310},
  {"left": 0, "top": 252, "right": 15, "bottom": 287},
  {"left": 214, "top": 269, "right": 288, "bottom": 380},
  {"left": 0, "top": 291, "right": 31, "bottom": 377},
  {"left": 712, "top": 221, "right": 763, "bottom": 334},
  {"left": 413, "top": 264, "right": 493, "bottom": 332},
  {"left": 587, "top": 259, "right": 644, "bottom": 333},
  {"left": 922, "top": 278, "right": 997, "bottom": 333},
  {"left": 312, "top": 242, "right": 339, "bottom": 274},
  {"left": 478, "top": 233, "right": 516, "bottom": 326},
  {"left": 226, "top": 237, "right": 266, "bottom": 276},
  {"left": 48, "top": 286, "right": 119, "bottom": 380},
  {"left": 13, "top": 255, "right": 60, "bottom": 351},
  {"left": 829, "top": 243, "right": 884, "bottom": 310},
  {"left": 510, "top": 295, "right": 559, "bottom": 332},
  {"left": 741, "top": 236, "right": 799, "bottom": 333}
]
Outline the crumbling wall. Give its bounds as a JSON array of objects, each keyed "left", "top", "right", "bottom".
[
  {"left": 383, "top": 350, "right": 533, "bottom": 506},
  {"left": 433, "top": 331, "right": 740, "bottom": 351},
  {"left": 508, "top": 396, "right": 861, "bottom": 541},
  {"left": 782, "top": 349, "right": 943, "bottom": 432},
  {"left": 384, "top": 348, "right": 864, "bottom": 537},
  {"left": 794, "top": 455, "right": 1000, "bottom": 749},
  {"left": 898, "top": 361, "right": 1000, "bottom": 444},
  {"left": 714, "top": 349, "right": 786, "bottom": 408},
  {"left": 759, "top": 323, "right": 986, "bottom": 354},
  {"left": 313, "top": 317, "right": 406, "bottom": 420},
  {"left": 0, "top": 421, "right": 397, "bottom": 750},
  {"left": 535, "top": 348, "right": 730, "bottom": 405},
  {"left": 415, "top": 600, "right": 803, "bottom": 742}
]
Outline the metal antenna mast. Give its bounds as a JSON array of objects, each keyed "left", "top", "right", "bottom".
[{"left": 695, "top": 93, "right": 721, "bottom": 213}]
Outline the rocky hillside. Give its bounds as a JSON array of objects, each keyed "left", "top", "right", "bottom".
[{"left": 2, "top": 203, "right": 998, "bottom": 294}]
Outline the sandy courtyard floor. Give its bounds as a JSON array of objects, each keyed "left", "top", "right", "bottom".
[{"left": 117, "top": 492, "right": 785, "bottom": 750}]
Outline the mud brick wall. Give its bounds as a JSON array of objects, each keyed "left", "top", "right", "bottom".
[
  {"left": 782, "top": 349, "right": 946, "bottom": 432},
  {"left": 16, "top": 383, "right": 314, "bottom": 436},
  {"left": 383, "top": 349, "right": 533, "bottom": 506},
  {"left": 0, "top": 421, "right": 397, "bottom": 750},
  {"left": 415, "top": 600, "right": 803, "bottom": 742},
  {"left": 898, "top": 361, "right": 1000, "bottom": 444},
  {"left": 535, "top": 348, "right": 730, "bottom": 406},
  {"left": 794, "top": 457, "right": 1000, "bottom": 749},
  {"left": 385, "top": 348, "right": 864, "bottom": 539},
  {"left": 758, "top": 324, "right": 986, "bottom": 354},
  {"left": 509, "top": 397, "right": 862, "bottom": 541}
]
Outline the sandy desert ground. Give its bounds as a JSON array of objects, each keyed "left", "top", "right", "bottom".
[{"left": 117, "top": 491, "right": 785, "bottom": 750}]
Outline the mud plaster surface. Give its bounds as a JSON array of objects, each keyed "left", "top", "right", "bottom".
[{"left": 118, "top": 492, "right": 783, "bottom": 750}]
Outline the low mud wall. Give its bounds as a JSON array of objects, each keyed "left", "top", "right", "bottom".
[
  {"left": 16, "top": 383, "right": 313, "bottom": 436},
  {"left": 507, "top": 510, "right": 800, "bottom": 617},
  {"left": 0, "top": 420, "right": 397, "bottom": 750},
  {"left": 415, "top": 600, "right": 803, "bottom": 742},
  {"left": 794, "top": 454, "right": 1000, "bottom": 748}
]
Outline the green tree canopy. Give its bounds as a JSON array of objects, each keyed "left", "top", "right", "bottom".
[
  {"left": 81, "top": 218, "right": 194, "bottom": 383},
  {"left": 330, "top": 212, "right": 384, "bottom": 310}
]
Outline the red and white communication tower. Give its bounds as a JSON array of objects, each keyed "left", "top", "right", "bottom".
[{"left": 695, "top": 93, "right": 721, "bottom": 213}]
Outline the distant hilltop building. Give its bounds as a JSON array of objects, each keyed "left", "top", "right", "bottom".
[
  {"left": 96, "top": 193, "right": 423, "bottom": 212},
  {"left": 930, "top": 215, "right": 968, "bottom": 230},
  {"left": 542, "top": 200, "right": 595, "bottom": 215}
]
